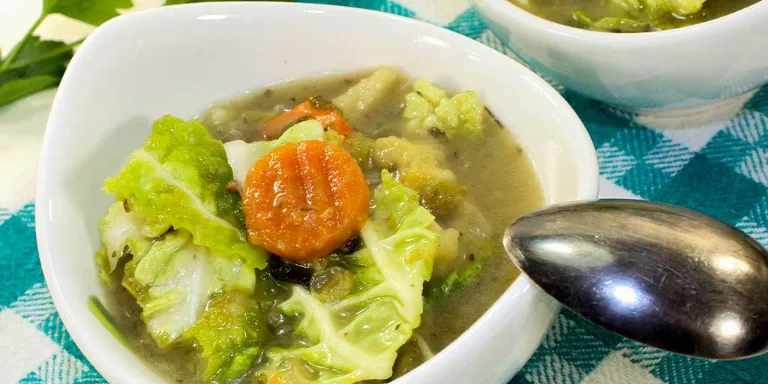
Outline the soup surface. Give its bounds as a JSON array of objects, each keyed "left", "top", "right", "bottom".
[
  {"left": 509, "top": 0, "right": 759, "bottom": 32},
  {"left": 95, "top": 68, "right": 544, "bottom": 383}
]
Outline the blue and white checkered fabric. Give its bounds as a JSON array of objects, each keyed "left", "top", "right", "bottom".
[{"left": 2, "top": 1, "right": 768, "bottom": 383}]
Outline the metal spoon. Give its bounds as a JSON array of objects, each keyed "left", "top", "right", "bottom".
[{"left": 503, "top": 199, "right": 768, "bottom": 359}]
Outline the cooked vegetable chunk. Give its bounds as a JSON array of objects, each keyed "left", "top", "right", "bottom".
[
  {"left": 96, "top": 200, "right": 168, "bottom": 281},
  {"left": 333, "top": 67, "right": 402, "bottom": 120},
  {"left": 122, "top": 230, "right": 256, "bottom": 346},
  {"left": 372, "top": 136, "right": 466, "bottom": 214},
  {"left": 182, "top": 293, "right": 271, "bottom": 383},
  {"left": 573, "top": 11, "right": 651, "bottom": 32},
  {"left": 263, "top": 96, "right": 352, "bottom": 139},
  {"left": 103, "top": 115, "right": 267, "bottom": 268},
  {"left": 425, "top": 232, "right": 499, "bottom": 302},
  {"left": 243, "top": 141, "right": 370, "bottom": 261},
  {"left": 643, "top": 0, "right": 705, "bottom": 16},
  {"left": 341, "top": 132, "right": 376, "bottom": 169},
  {"left": 403, "top": 79, "right": 484, "bottom": 139},
  {"left": 224, "top": 120, "right": 325, "bottom": 190},
  {"left": 255, "top": 171, "right": 439, "bottom": 383},
  {"left": 671, "top": 0, "right": 706, "bottom": 14}
]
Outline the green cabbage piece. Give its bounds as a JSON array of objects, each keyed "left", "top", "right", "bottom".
[
  {"left": 122, "top": 229, "right": 256, "bottom": 347},
  {"left": 255, "top": 170, "right": 439, "bottom": 383},
  {"left": 103, "top": 115, "right": 267, "bottom": 269},
  {"left": 573, "top": 11, "right": 651, "bottom": 32},
  {"left": 223, "top": 119, "right": 325, "bottom": 190},
  {"left": 425, "top": 260, "right": 482, "bottom": 302},
  {"left": 182, "top": 292, "right": 271, "bottom": 383},
  {"left": 403, "top": 79, "right": 484, "bottom": 139},
  {"left": 96, "top": 201, "right": 169, "bottom": 282},
  {"left": 614, "top": 0, "right": 642, "bottom": 13},
  {"left": 425, "top": 233, "right": 499, "bottom": 302},
  {"left": 643, "top": 0, "right": 705, "bottom": 16},
  {"left": 670, "top": 0, "right": 706, "bottom": 15}
]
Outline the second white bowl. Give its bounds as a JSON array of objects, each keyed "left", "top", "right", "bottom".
[{"left": 473, "top": 0, "right": 768, "bottom": 127}]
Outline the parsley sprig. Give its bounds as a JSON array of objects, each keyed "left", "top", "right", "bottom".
[
  {"left": 0, "top": 0, "right": 274, "bottom": 108},
  {"left": 0, "top": 0, "right": 135, "bottom": 107}
]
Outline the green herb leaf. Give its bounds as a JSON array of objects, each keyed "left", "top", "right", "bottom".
[
  {"left": 44, "top": 0, "right": 133, "bottom": 26},
  {"left": 0, "top": 36, "right": 73, "bottom": 108},
  {"left": 1, "top": 0, "right": 278, "bottom": 108},
  {"left": 5, "top": 36, "right": 74, "bottom": 72},
  {"left": 0, "top": 75, "right": 59, "bottom": 106}
]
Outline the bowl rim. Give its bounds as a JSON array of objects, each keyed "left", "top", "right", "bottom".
[
  {"left": 476, "top": 0, "right": 768, "bottom": 43},
  {"left": 36, "top": 2, "right": 600, "bottom": 383}
]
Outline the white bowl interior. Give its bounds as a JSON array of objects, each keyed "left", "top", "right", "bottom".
[{"left": 37, "top": 3, "right": 598, "bottom": 384}]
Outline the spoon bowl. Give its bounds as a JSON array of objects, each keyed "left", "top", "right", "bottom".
[{"left": 504, "top": 199, "right": 768, "bottom": 359}]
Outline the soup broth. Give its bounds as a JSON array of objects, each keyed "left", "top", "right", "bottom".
[
  {"left": 99, "top": 69, "right": 544, "bottom": 383},
  {"left": 509, "top": 0, "right": 759, "bottom": 32}
]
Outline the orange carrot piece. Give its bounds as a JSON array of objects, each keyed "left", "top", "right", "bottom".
[
  {"left": 262, "top": 97, "right": 353, "bottom": 139},
  {"left": 243, "top": 141, "right": 369, "bottom": 261}
]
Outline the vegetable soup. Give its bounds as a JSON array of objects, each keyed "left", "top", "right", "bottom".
[
  {"left": 508, "top": 0, "right": 760, "bottom": 32},
  {"left": 94, "top": 67, "right": 544, "bottom": 383}
]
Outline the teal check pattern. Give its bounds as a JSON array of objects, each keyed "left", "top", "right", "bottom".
[{"left": 2, "top": 0, "right": 768, "bottom": 383}]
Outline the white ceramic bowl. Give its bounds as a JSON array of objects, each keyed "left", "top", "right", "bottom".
[
  {"left": 36, "top": 3, "right": 599, "bottom": 384},
  {"left": 473, "top": 0, "right": 768, "bottom": 126}
]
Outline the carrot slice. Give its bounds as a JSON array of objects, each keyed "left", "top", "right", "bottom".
[
  {"left": 262, "top": 97, "right": 353, "bottom": 139},
  {"left": 243, "top": 141, "right": 369, "bottom": 261}
]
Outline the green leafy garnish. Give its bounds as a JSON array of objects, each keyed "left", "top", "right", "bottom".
[
  {"left": 0, "top": 0, "right": 131, "bottom": 107},
  {"left": 0, "top": 75, "right": 59, "bottom": 107},
  {"left": 44, "top": 0, "right": 133, "bottom": 25},
  {"left": 0, "top": 0, "right": 285, "bottom": 108}
]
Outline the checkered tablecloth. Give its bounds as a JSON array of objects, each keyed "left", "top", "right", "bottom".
[{"left": 2, "top": 0, "right": 768, "bottom": 383}]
